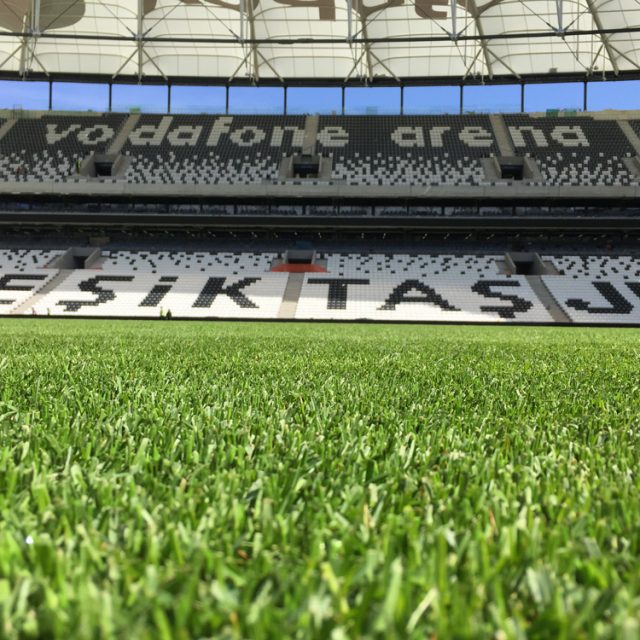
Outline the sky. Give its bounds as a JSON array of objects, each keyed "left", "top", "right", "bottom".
[{"left": 0, "top": 78, "right": 639, "bottom": 115}]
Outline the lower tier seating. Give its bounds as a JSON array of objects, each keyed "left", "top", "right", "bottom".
[
  {"left": 293, "top": 274, "right": 550, "bottom": 322},
  {"left": 543, "top": 276, "right": 640, "bottom": 324},
  {"left": 0, "top": 249, "right": 64, "bottom": 270},
  {"left": 0, "top": 270, "right": 58, "bottom": 313},
  {"left": 3, "top": 250, "right": 640, "bottom": 324},
  {"left": 30, "top": 271, "right": 288, "bottom": 319}
]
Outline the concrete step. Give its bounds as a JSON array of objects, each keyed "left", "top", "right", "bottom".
[
  {"left": 107, "top": 114, "right": 140, "bottom": 155},
  {"left": 303, "top": 115, "right": 319, "bottom": 155},
  {"left": 278, "top": 273, "right": 305, "bottom": 319},
  {"left": 618, "top": 120, "right": 640, "bottom": 157},
  {"left": 12, "top": 269, "right": 73, "bottom": 315},
  {"left": 527, "top": 275, "right": 571, "bottom": 323},
  {"left": 0, "top": 118, "right": 16, "bottom": 144},
  {"left": 489, "top": 114, "right": 515, "bottom": 156}
]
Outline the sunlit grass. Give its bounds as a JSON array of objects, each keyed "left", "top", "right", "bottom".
[{"left": 1, "top": 319, "right": 639, "bottom": 639}]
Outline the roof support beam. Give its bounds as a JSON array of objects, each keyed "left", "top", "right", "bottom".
[
  {"left": 486, "top": 46, "right": 520, "bottom": 80},
  {"left": 345, "top": 0, "right": 361, "bottom": 82},
  {"left": 368, "top": 50, "right": 400, "bottom": 83},
  {"left": 21, "top": 0, "right": 48, "bottom": 77},
  {"left": 31, "top": 0, "right": 40, "bottom": 35},
  {"left": 1, "top": 24, "right": 640, "bottom": 46},
  {"left": 358, "top": 10, "right": 374, "bottom": 81},
  {"left": 112, "top": 48, "right": 139, "bottom": 80},
  {"left": 451, "top": 0, "right": 457, "bottom": 37},
  {"left": 137, "top": 0, "right": 144, "bottom": 80},
  {"left": 607, "top": 42, "right": 640, "bottom": 72},
  {"left": 465, "top": 0, "right": 493, "bottom": 78},
  {"left": 589, "top": 42, "right": 604, "bottom": 75},
  {"left": 240, "top": 0, "right": 260, "bottom": 82},
  {"left": 25, "top": 47, "right": 48, "bottom": 76},
  {"left": 0, "top": 43, "right": 24, "bottom": 73},
  {"left": 142, "top": 47, "right": 168, "bottom": 81},
  {"left": 14, "top": 2, "right": 30, "bottom": 76},
  {"left": 555, "top": 0, "right": 563, "bottom": 32},
  {"left": 256, "top": 49, "right": 284, "bottom": 83},
  {"left": 3, "top": 2, "right": 640, "bottom": 83},
  {"left": 462, "top": 47, "right": 483, "bottom": 81},
  {"left": 344, "top": 47, "right": 366, "bottom": 83},
  {"left": 585, "top": 0, "right": 619, "bottom": 75}
]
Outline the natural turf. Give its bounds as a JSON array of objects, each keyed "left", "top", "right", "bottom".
[{"left": 1, "top": 319, "right": 640, "bottom": 639}]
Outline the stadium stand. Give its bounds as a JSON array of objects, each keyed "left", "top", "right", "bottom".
[
  {"left": 0, "top": 249, "right": 64, "bottom": 269},
  {"left": 0, "top": 112, "right": 639, "bottom": 189},
  {"left": 316, "top": 115, "right": 497, "bottom": 186},
  {"left": 0, "top": 114, "right": 127, "bottom": 182},
  {"left": 539, "top": 255, "right": 640, "bottom": 324},
  {"left": 543, "top": 255, "right": 640, "bottom": 279},
  {"left": 294, "top": 253, "right": 551, "bottom": 321},
  {"left": 120, "top": 115, "right": 306, "bottom": 185},
  {"left": 0, "top": 271, "right": 58, "bottom": 313},
  {"left": 294, "top": 275, "right": 552, "bottom": 322},
  {"left": 629, "top": 120, "right": 640, "bottom": 142},
  {"left": 0, "top": 248, "right": 638, "bottom": 324},
  {"left": 543, "top": 277, "right": 640, "bottom": 323},
  {"left": 0, "top": 249, "right": 62, "bottom": 312},
  {"left": 318, "top": 253, "right": 502, "bottom": 277},
  {"left": 101, "top": 250, "right": 278, "bottom": 274},
  {"left": 29, "top": 270, "right": 289, "bottom": 318},
  {"left": 503, "top": 115, "right": 638, "bottom": 186}
]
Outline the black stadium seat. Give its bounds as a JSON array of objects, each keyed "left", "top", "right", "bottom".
[
  {"left": 316, "top": 115, "right": 498, "bottom": 187},
  {"left": 0, "top": 114, "right": 127, "bottom": 183},
  {"left": 0, "top": 112, "right": 638, "bottom": 190},
  {"left": 120, "top": 115, "right": 306, "bottom": 185},
  {"left": 503, "top": 114, "right": 636, "bottom": 187}
]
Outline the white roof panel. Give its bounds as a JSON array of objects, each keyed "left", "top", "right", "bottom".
[{"left": 0, "top": 0, "right": 638, "bottom": 81}]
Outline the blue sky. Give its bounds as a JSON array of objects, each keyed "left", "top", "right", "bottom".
[{"left": 1, "top": 78, "right": 639, "bottom": 114}]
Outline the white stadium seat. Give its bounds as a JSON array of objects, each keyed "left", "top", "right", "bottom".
[{"left": 0, "top": 249, "right": 638, "bottom": 324}]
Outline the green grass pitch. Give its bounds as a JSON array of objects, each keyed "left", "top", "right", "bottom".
[{"left": 1, "top": 319, "right": 640, "bottom": 639}]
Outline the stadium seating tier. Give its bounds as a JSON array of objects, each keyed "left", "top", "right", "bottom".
[
  {"left": 0, "top": 113, "right": 637, "bottom": 188},
  {"left": 503, "top": 115, "right": 637, "bottom": 187},
  {"left": 2, "top": 250, "right": 640, "bottom": 324},
  {"left": 120, "top": 115, "right": 306, "bottom": 185},
  {"left": 0, "top": 114, "right": 127, "bottom": 182},
  {"left": 316, "top": 115, "right": 497, "bottom": 187}
]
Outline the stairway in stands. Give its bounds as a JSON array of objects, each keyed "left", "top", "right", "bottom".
[{"left": 12, "top": 270, "right": 73, "bottom": 315}]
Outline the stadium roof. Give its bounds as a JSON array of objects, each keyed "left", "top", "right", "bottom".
[{"left": 0, "top": 0, "right": 639, "bottom": 85}]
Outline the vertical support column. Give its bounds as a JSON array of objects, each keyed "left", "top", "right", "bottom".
[
  {"left": 137, "top": 0, "right": 144, "bottom": 81},
  {"left": 225, "top": 85, "right": 230, "bottom": 114},
  {"left": 167, "top": 82, "right": 171, "bottom": 114},
  {"left": 459, "top": 84, "right": 464, "bottom": 115},
  {"left": 450, "top": 0, "right": 457, "bottom": 37},
  {"left": 32, "top": 0, "right": 41, "bottom": 32},
  {"left": 108, "top": 82, "right": 113, "bottom": 112},
  {"left": 283, "top": 85, "right": 287, "bottom": 115},
  {"left": 520, "top": 82, "right": 525, "bottom": 112},
  {"left": 48, "top": 80, "right": 53, "bottom": 111},
  {"left": 583, "top": 80, "right": 588, "bottom": 112},
  {"left": 341, "top": 86, "right": 345, "bottom": 115},
  {"left": 555, "top": 0, "right": 564, "bottom": 32},
  {"left": 400, "top": 85, "right": 404, "bottom": 116}
]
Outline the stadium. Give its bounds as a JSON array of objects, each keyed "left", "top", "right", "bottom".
[{"left": 1, "top": 0, "right": 640, "bottom": 637}]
